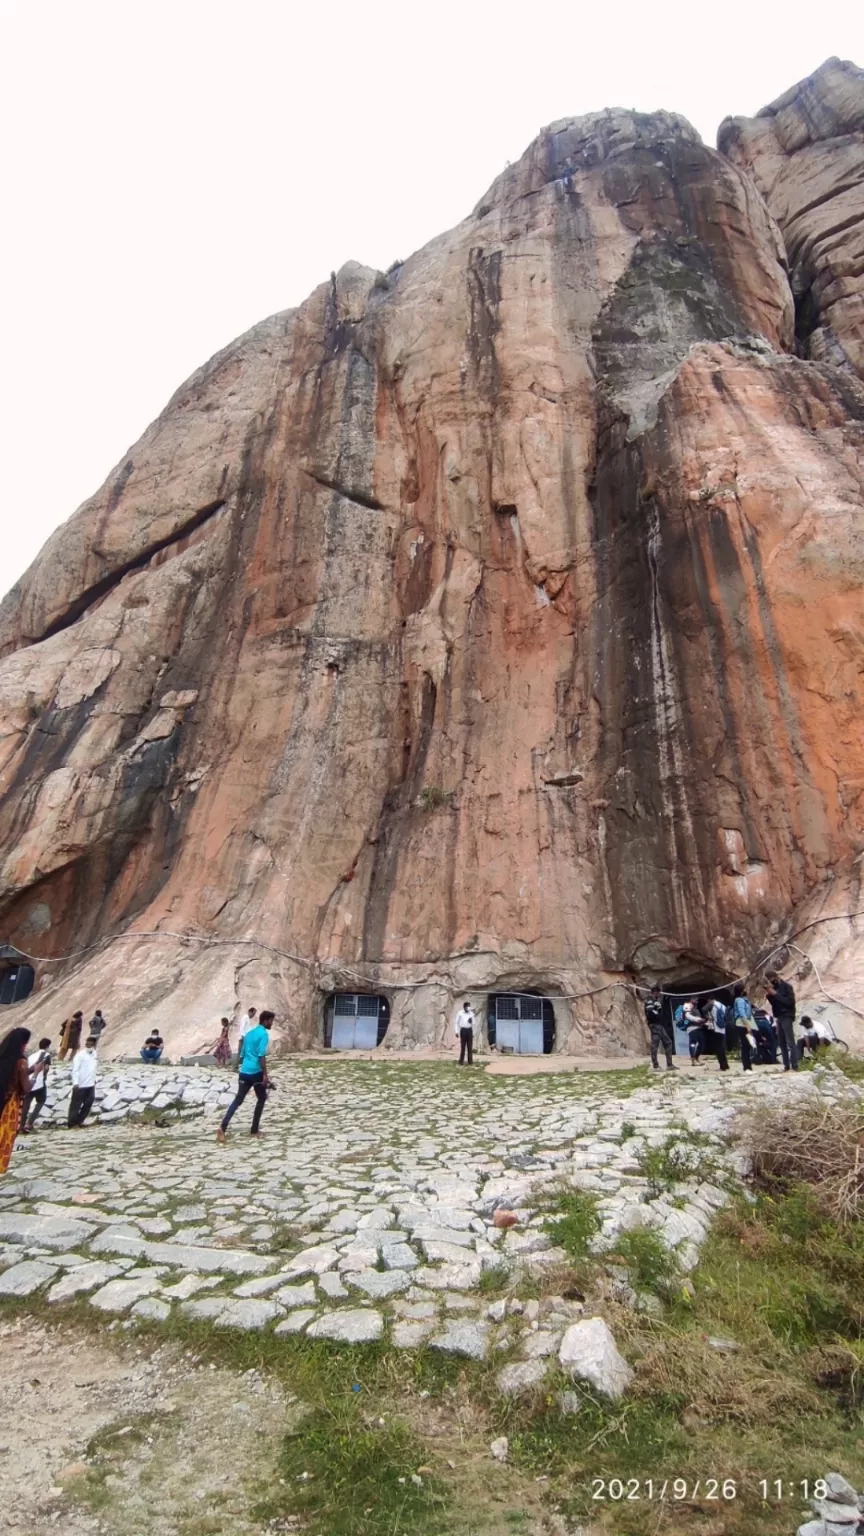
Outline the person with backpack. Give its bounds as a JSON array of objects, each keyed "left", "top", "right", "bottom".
[
  {"left": 704, "top": 997, "right": 729, "bottom": 1071},
  {"left": 765, "top": 971, "right": 798, "bottom": 1071},
  {"left": 732, "top": 984, "right": 755, "bottom": 1072},
  {"left": 644, "top": 986, "right": 676, "bottom": 1070}
]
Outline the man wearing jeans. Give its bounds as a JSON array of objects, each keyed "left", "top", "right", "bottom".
[
  {"left": 766, "top": 972, "right": 798, "bottom": 1071},
  {"left": 217, "top": 1010, "right": 273, "bottom": 1141}
]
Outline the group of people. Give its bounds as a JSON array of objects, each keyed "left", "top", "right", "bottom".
[
  {"left": 0, "top": 1023, "right": 101, "bottom": 1173},
  {"left": 644, "top": 970, "right": 823, "bottom": 1072},
  {"left": 57, "top": 1007, "right": 106, "bottom": 1060}
]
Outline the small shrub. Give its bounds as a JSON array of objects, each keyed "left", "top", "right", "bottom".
[
  {"left": 417, "top": 786, "right": 453, "bottom": 812},
  {"left": 477, "top": 1262, "right": 510, "bottom": 1295},
  {"left": 543, "top": 1190, "right": 601, "bottom": 1259},
  {"left": 612, "top": 1227, "right": 676, "bottom": 1294},
  {"left": 743, "top": 1099, "right": 864, "bottom": 1224},
  {"left": 637, "top": 1131, "right": 716, "bottom": 1195},
  {"left": 620, "top": 1121, "right": 636, "bottom": 1141}
]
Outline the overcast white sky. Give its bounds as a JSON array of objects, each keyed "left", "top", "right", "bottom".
[{"left": 2, "top": 0, "right": 862, "bottom": 596}]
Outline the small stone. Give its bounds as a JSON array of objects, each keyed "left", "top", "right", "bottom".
[
  {"left": 380, "top": 1243, "right": 418, "bottom": 1271},
  {"left": 706, "top": 1335, "right": 740, "bottom": 1352},
  {"left": 316, "top": 1271, "right": 347, "bottom": 1299},
  {"left": 56, "top": 1462, "right": 89, "bottom": 1482},
  {"left": 557, "top": 1390, "right": 582, "bottom": 1415},
  {"left": 413, "top": 1261, "right": 481, "bottom": 1292},
  {"left": 233, "top": 1272, "right": 295, "bottom": 1298},
  {"left": 490, "top": 1436, "right": 509, "bottom": 1463},
  {"left": 497, "top": 1359, "right": 549, "bottom": 1395},
  {"left": 522, "top": 1329, "right": 561, "bottom": 1359},
  {"left": 48, "top": 1261, "right": 123, "bottom": 1302},
  {"left": 273, "top": 1282, "right": 316, "bottom": 1307},
  {"left": 493, "top": 1209, "right": 518, "bottom": 1229},
  {"left": 392, "top": 1319, "right": 435, "bottom": 1348},
  {"left": 0, "top": 1259, "right": 58, "bottom": 1296},
  {"left": 90, "top": 1272, "right": 164, "bottom": 1313},
  {"left": 429, "top": 1322, "right": 489, "bottom": 1360},
  {"left": 132, "top": 1296, "right": 170, "bottom": 1323},
  {"left": 486, "top": 1299, "right": 507, "bottom": 1322},
  {"left": 215, "top": 1298, "right": 283, "bottom": 1330},
  {"left": 307, "top": 1309, "right": 383, "bottom": 1344},
  {"left": 825, "top": 1476, "right": 858, "bottom": 1506},
  {"left": 347, "top": 1269, "right": 411, "bottom": 1300},
  {"left": 559, "top": 1317, "right": 633, "bottom": 1401},
  {"left": 274, "top": 1309, "right": 317, "bottom": 1335}
]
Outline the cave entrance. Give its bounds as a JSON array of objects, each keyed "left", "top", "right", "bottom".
[
  {"left": 324, "top": 993, "right": 390, "bottom": 1049},
  {"left": 664, "top": 973, "right": 734, "bottom": 1057},
  {"left": 0, "top": 947, "right": 35, "bottom": 1006},
  {"left": 488, "top": 992, "right": 556, "bottom": 1054}
]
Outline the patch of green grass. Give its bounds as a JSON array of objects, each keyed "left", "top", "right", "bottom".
[
  {"left": 611, "top": 1228, "right": 677, "bottom": 1294},
  {"left": 620, "top": 1121, "right": 636, "bottom": 1141},
  {"left": 827, "top": 1053, "right": 864, "bottom": 1084},
  {"left": 543, "top": 1189, "right": 601, "bottom": 1260},
  {"left": 257, "top": 1406, "right": 449, "bottom": 1536},
  {"left": 477, "top": 1261, "right": 510, "bottom": 1295}
]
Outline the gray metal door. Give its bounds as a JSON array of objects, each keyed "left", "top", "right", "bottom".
[
  {"left": 494, "top": 994, "right": 545, "bottom": 1054},
  {"left": 331, "top": 993, "right": 380, "bottom": 1049}
]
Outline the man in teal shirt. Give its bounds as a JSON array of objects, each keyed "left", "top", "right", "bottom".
[{"left": 217, "top": 1010, "right": 273, "bottom": 1141}]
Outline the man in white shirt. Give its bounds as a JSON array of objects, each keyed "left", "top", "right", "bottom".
[
  {"left": 68, "top": 1036, "right": 99, "bottom": 1128},
  {"left": 20, "top": 1036, "right": 52, "bottom": 1133},
  {"left": 454, "top": 1001, "right": 475, "bottom": 1066},
  {"left": 236, "top": 1006, "right": 257, "bottom": 1061}
]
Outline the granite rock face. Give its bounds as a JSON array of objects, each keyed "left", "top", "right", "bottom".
[
  {"left": 1, "top": 66, "right": 864, "bottom": 1055},
  {"left": 720, "top": 58, "right": 864, "bottom": 379}
]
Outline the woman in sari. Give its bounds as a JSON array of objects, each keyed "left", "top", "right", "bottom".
[
  {"left": 0, "top": 1027, "right": 31, "bottom": 1174},
  {"left": 213, "top": 1017, "right": 232, "bottom": 1067}
]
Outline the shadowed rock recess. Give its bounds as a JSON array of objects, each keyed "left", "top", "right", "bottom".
[{"left": 2, "top": 59, "right": 864, "bottom": 1058}]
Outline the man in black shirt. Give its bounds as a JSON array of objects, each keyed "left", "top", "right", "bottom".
[
  {"left": 644, "top": 986, "right": 676, "bottom": 1070},
  {"left": 765, "top": 971, "right": 798, "bottom": 1071}
]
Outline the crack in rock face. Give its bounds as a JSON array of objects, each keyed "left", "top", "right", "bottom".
[{"left": 1, "top": 61, "right": 864, "bottom": 1058}]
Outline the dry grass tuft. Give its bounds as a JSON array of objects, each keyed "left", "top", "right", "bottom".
[
  {"left": 630, "top": 1329, "right": 820, "bottom": 1423},
  {"left": 742, "top": 1098, "right": 864, "bottom": 1224}
]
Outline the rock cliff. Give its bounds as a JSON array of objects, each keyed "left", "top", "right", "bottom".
[{"left": 1, "top": 63, "right": 864, "bottom": 1058}]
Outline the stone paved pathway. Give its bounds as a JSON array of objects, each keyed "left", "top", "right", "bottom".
[{"left": 0, "top": 1059, "right": 847, "bottom": 1376}]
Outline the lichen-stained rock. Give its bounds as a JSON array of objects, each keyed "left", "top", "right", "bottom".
[
  {"left": 719, "top": 57, "right": 864, "bottom": 377},
  {"left": 1, "top": 71, "right": 863, "bottom": 1058}
]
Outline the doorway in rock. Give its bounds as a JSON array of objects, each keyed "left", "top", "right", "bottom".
[
  {"left": 0, "top": 947, "right": 34, "bottom": 1006},
  {"left": 323, "top": 993, "right": 390, "bottom": 1049},
  {"left": 664, "top": 973, "right": 734, "bottom": 1058},
  {"left": 487, "top": 992, "right": 556, "bottom": 1054}
]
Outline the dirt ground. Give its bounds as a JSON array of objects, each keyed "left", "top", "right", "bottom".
[{"left": 0, "top": 1314, "right": 293, "bottom": 1534}]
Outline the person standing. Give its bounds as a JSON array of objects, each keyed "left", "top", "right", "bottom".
[
  {"left": 236, "top": 1006, "right": 257, "bottom": 1062},
  {"left": 0, "top": 1028, "right": 31, "bottom": 1173},
  {"left": 765, "top": 971, "right": 798, "bottom": 1072},
  {"left": 682, "top": 998, "right": 704, "bottom": 1063},
  {"left": 217, "top": 1010, "right": 273, "bottom": 1141},
  {"left": 213, "top": 1018, "right": 232, "bottom": 1067},
  {"left": 454, "top": 1000, "right": 475, "bottom": 1066},
  {"left": 59, "top": 1010, "right": 84, "bottom": 1062},
  {"left": 20, "top": 1036, "right": 52, "bottom": 1132},
  {"left": 88, "top": 1009, "right": 106, "bottom": 1043},
  {"left": 704, "top": 997, "right": 729, "bottom": 1071},
  {"left": 732, "top": 984, "right": 755, "bottom": 1072},
  {"left": 644, "top": 986, "right": 676, "bottom": 1070},
  {"left": 68, "top": 1036, "right": 99, "bottom": 1128}
]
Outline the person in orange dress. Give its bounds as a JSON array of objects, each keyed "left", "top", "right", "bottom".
[{"left": 0, "top": 1027, "right": 32, "bottom": 1174}]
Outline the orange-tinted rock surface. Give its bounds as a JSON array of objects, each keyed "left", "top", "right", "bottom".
[
  {"left": 1, "top": 72, "right": 863, "bottom": 1058},
  {"left": 720, "top": 57, "right": 864, "bottom": 377}
]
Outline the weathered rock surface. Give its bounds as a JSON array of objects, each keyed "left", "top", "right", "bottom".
[
  {"left": 1, "top": 63, "right": 864, "bottom": 1054},
  {"left": 720, "top": 57, "right": 864, "bottom": 376}
]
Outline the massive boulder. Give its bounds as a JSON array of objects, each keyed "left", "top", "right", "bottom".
[
  {"left": 720, "top": 57, "right": 864, "bottom": 377},
  {"left": 1, "top": 71, "right": 863, "bottom": 1058}
]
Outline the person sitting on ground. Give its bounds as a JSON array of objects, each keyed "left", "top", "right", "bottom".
[
  {"left": 68, "top": 1036, "right": 99, "bottom": 1128},
  {"left": 20, "top": 1037, "right": 52, "bottom": 1133},
  {"left": 140, "top": 1029, "right": 164, "bottom": 1063},
  {"left": 213, "top": 1017, "right": 232, "bottom": 1067},
  {"left": 796, "top": 1015, "right": 831, "bottom": 1062}
]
